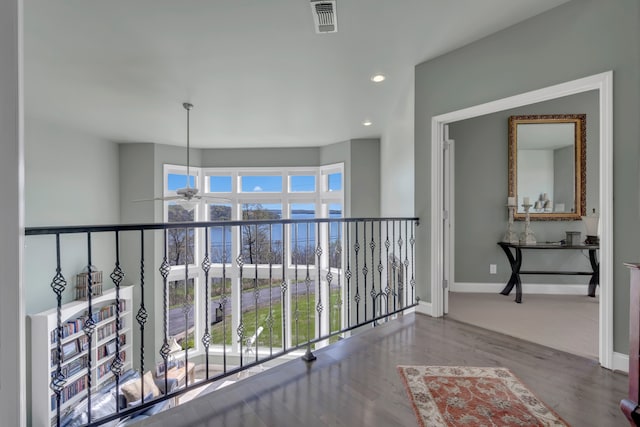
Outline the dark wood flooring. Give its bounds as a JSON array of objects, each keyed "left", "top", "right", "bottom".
[{"left": 137, "top": 313, "right": 628, "bottom": 427}]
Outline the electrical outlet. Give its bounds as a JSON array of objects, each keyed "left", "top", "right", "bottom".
[{"left": 490, "top": 264, "right": 497, "bottom": 274}]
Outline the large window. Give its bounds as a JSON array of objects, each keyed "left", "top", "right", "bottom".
[{"left": 163, "top": 164, "right": 344, "bottom": 354}]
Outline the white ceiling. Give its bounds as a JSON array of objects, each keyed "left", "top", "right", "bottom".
[{"left": 24, "top": 0, "right": 569, "bottom": 149}]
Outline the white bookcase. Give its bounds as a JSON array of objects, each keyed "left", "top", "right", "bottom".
[{"left": 30, "top": 286, "right": 133, "bottom": 427}]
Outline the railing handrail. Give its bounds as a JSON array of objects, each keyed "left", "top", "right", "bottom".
[
  {"left": 28, "top": 215, "right": 420, "bottom": 427},
  {"left": 25, "top": 216, "right": 420, "bottom": 235}
]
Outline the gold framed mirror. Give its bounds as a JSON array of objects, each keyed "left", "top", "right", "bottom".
[{"left": 508, "top": 114, "right": 586, "bottom": 221}]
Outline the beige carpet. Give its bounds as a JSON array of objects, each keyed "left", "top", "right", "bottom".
[{"left": 447, "top": 292, "right": 598, "bottom": 360}]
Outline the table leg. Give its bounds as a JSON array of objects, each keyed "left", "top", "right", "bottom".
[
  {"left": 588, "top": 249, "right": 600, "bottom": 297},
  {"left": 499, "top": 245, "right": 523, "bottom": 303}
]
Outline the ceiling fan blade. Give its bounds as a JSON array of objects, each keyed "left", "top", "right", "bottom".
[
  {"left": 132, "top": 196, "right": 182, "bottom": 202},
  {"left": 199, "top": 195, "right": 233, "bottom": 203}
]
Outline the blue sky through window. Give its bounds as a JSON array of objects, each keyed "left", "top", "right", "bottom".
[
  {"left": 209, "top": 176, "right": 232, "bottom": 192},
  {"left": 241, "top": 175, "right": 282, "bottom": 192},
  {"left": 168, "top": 173, "right": 196, "bottom": 191},
  {"left": 290, "top": 175, "right": 315, "bottom": 192},
  {"left": 328, "top": 173, "right": 342, "bottom": 191}
]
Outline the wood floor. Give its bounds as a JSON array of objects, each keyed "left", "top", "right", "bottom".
[{"left": 137, "top": 313, "right": 628, "bottom": 427}]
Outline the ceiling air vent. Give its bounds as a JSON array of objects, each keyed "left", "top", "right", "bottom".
[{"left": 310, "top": 0, "right": 337, "bottom": 34}]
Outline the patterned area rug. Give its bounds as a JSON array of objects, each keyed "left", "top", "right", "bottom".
[{"left": 397, "top": 366, "right": 569, "bottom": 427}]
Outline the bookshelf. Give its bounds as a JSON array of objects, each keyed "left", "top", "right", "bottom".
[{"left": 30, "top": 286, "right": 133, "bottom": 427}]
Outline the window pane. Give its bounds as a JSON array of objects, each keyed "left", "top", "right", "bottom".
[
  {"left": 240, "top": 175, "right": 282, "bottom": 192},
  {"left": 290, "top": 175, "right": 315, "bottom": 192},
  {"left": 239, "top": 277, "right": 284, "bottom": 352},
  {"left": 290, "top": 277, "right": 315, "bottom": 348},
  {"left": 241, "top": 203, "right": 282, "bottom": 264},
  {"left": 290, "top": 204, "right": 315, "bottom": 265},
  {"left": 168, "top": 173, "right": 196, "bottom": 191},
  {"left": 328, "top": 203, "right": 342, "bottom": 269},
  {"left": 209, "top": 277, "right": 232, "bottom": 346},
  {"left": 328, "top": 172, "right": 342, "bottom": 192},
  {"left": 209, "top": 176, "right": 232, "bottom": 193},
  {"left": 167, "top": 203, "right": 195, "bottom": 266},
  {"left": 168, "top": 278, "right": 195, "bottom": 350},
  {"left": 209, "top": 204, "right": 232, "bottom": 263}
]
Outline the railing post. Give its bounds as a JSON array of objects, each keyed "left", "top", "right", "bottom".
[{"left": 302, "top": 222, "right": 316, "bottom": 362}]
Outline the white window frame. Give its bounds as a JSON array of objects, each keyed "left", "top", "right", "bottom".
[{"left": 163, "top": 163, "right": 344, "bottom": 356}]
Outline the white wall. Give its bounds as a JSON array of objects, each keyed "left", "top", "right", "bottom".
[
  {"left": 380, "top": 79, "right": 414, "bottom": 216},
  {"left": 0, "top": 0, "right": 25, "bottom": 425}
]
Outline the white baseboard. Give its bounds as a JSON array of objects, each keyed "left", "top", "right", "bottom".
[
  {"left": 451, "top": 282, "right": 596, "bottom": 296},
  {"left": 612, "top": 352, "right": 629, "bottom": 373},
  {"left": 415, "top": 300, "right": 433, "bottom": 317}
]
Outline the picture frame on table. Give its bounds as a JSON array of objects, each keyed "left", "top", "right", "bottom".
[{"left": 155, "top": 362, "right": 166, "bottom": 378}]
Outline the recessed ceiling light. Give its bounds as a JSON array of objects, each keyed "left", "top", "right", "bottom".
[
  {"left": 371, "top": 74, "right": 386, "bottom": 83},
  {"left": 362, "top": 120, "right": 372, "bottom": 126}
]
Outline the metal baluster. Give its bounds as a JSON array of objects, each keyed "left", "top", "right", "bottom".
[
  {"left": 393, "top": 221, "right": 402, "bottom": 311},
  {"left": 410, "top": 221, "right": 416, "bottom": 302},
  {"left": 253, "top": 223, "right": 259, "bottom": 363},
  {"left": 280, "top": 222, "right": 287, "bottom": 352},
  {"left": 294, "top": 223, "right": 300, "bottom": 348},
  {"left": 49, "top": 234, "right": 67, "bottom": 427},
  {"left": 268, "top": 224, "right": 274, "bottom": 357},
  {"left": 345, "top": 222, "right": 351, "bottom": 328},
  {"left": 362, "top": 222, "right": 367, "bottom": 321},
  {"left": 201, "top": 228, "right": 211, "bottom": 380},
  {"left": 397, "top": 221, "right": 404, "bottom": 311},
  {"left": 370, "top": 221, "right": 376, "bottom": 321},
  {"left": 302, "top": 222, "right": 316, "bottom": 361},
  {"left": 335, "top": 222, "right": 342, "bottom": 334},
  {"left": 385, "top": 221, "right": 391, "bottom": 317},
  {"left": 109, "top": 231, "right": 125, "bottom": 407},
  {"left": 83, "top": 232, "right": 95, "bottom": 423},
  {"left": 354, "top": 223, "right": 360, "bottom": 324},
  {"left": 222, "top": 225, "right": 228, "bottom": 373},
  {"left": 377, "top": 221, "right": 384, "bottom": 321},
  {"left": 236, "top": 243, "right": 245, "bottom": 367},
  {"left": 159, "top": 229, "right": 171, "bottom": 395},
  {"left": 326, "top": 220, "right": 332, "bottom": 335},
  {"left": 404, "top": 220, "right": 410, "bottom": 309},
  {"left": 136, "top": 230, "right": 148, "bottom": 396},
  {"left": 182, "top": 225, "right": 191, "bottom": 384},
  {"left": 315, "top": 221, "right": 323, "bottom": 338}
]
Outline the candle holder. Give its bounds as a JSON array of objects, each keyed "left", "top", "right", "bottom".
[
  {"left": 503, "top": 204, "right": 519, "bottom": 244},
  {"left": 520, "top": 203, "right": 536, "bottom": 244}
]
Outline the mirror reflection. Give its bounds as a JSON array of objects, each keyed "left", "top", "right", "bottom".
[{"left": 508, "top": 114, "right": 586, "bottom": 221}]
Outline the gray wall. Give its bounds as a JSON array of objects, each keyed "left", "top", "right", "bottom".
[
  {"left": 0, "top": 0, "right": 25, "bottom": 424},
  {"left": 415, "top": 0, "right": 639, "bottom": 353},
  {"left": 380, "top": 81, "right": 415, "bottom": 217},
  {"left": 25, "top": 119, "right": 121, "bottom": 314},
  {"left": 449, "top": 91, "right": 599, "bottom": 284}
]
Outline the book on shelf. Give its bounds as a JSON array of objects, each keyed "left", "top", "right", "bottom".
[
  {"left": 97, "top": 351, "right": 126, "bottom": 379},
  {"left": 97, "top": 335, "right": 126, "bottom": 360},
  {"left": 50, "top": 354, "right": 88, "bottom": 378},
  {"left": 49, "top": 300, "right": 127, "bottom": 344},
  {"left": 50, "top": 375, "right": 87, "bottom": 411}
]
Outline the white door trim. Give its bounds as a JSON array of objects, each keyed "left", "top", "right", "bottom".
[{"left": 429, "top": 71, "right": 614, "bottom": 369}]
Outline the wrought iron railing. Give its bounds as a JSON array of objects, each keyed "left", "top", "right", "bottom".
[{"left": 26, "top": 217, "right": 419, "bottom": 427}]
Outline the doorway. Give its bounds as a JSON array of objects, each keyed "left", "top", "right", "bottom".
[{"left": 429, "top": 71, "right": 613, "bottom": 368}]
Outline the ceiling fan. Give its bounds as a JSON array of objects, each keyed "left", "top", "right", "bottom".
[{"left": 134, "top": 102, "right": 230, "bottom": 209}]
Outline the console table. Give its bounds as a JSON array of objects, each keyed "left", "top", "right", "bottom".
[{"left": 497, "top": 242, "right": 599, "bottom": 303}]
